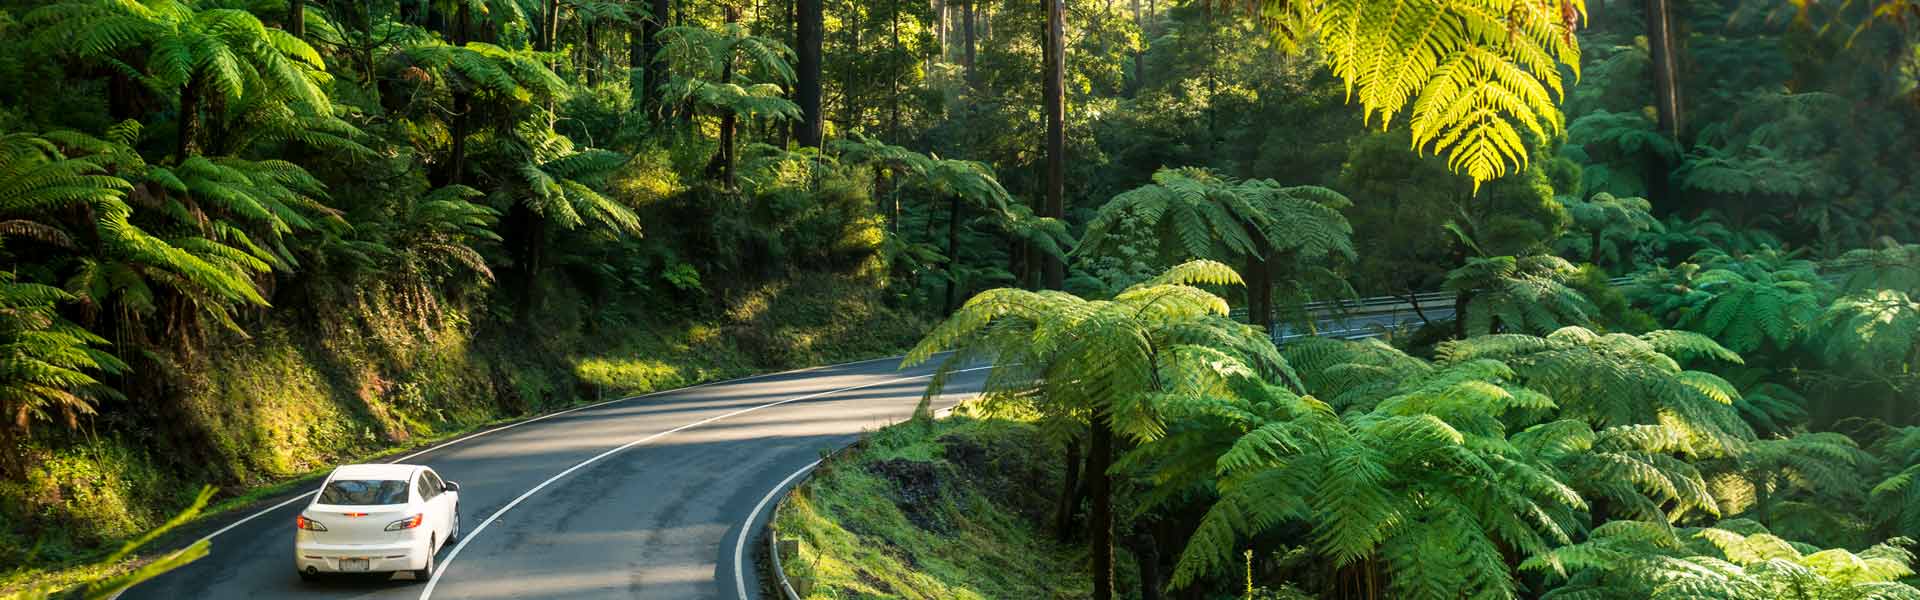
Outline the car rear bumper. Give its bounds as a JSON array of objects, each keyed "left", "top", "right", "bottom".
[{"left": 294, "top": 540, "right": 429, "bottom": 573}]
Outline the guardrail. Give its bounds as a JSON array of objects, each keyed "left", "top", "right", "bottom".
[{"left": 1230, "top": 276, "right": 1634, "bottom": 323}]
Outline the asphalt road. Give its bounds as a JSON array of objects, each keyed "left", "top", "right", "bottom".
[{"left": 124, "top": 356, "right": 989, "bottom": 600}]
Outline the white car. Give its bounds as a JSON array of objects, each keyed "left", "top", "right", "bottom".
[{"left": 294, "top": 463, "right": 460, "bottom": 581}]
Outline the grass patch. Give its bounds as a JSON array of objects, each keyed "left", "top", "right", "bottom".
[{"left": 772, "top": 414, "right": 1095, "bottom": 600}]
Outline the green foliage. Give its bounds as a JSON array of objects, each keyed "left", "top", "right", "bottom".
[
  {"left": 1555, "top": 192, "right": 1661, "bottom": 270},
  {"left": 773, "top": 416, "right": 1098, "bottom": 600},
  {"left": 1703, "top": 432, "right": 1877, "bottom": 544},
  {"left": 1445, "top": 254, "right": 1597, "bottom": 335},
  {"left": 1438, "top": 327, "right": 1754, "bottom": 457},
  {"left": 1834, "top": 242, "right": 1920, "bottom": 295},
  {"left": 658, "top": 22, "right": 799, "bottom": 121},
  {"left": 1139, "top": 352, "right": 1584, "bottom": 599},
  {"left": 17, "top": 486, "right": 214, "bottom": 600},
  {"left": 906, "top": 260, "right": 1288, "bottom": 435},
  {"left": 0, "top": 271, "right": 125, "bottom": 446},
  {"left": 1626, "top": 247, "right": 1832, "bottom": 353},
  {"left": 1526, "top": 520, "right": 1920, "bottom": 599},
  {"left": 1242, "top": 0, "right": 1586, "bottom": 187}
]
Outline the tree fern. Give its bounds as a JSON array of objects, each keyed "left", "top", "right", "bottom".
[
  {"left": 1077, "top": 168, "right": 1355, "bottom": 331},
  {"left": 1555, "top": 192, "right": 1660, "bottom": 270},
  {"left": 1439, "top": 327, "right": 1755, "bottom": 457},
  {"left": 1833, "top": 241, "right": 1920, "bottom": 296},
  {"left": 1445, "top": 254, "right": 1598, "bottom": 335},
  {"left": 1526, "top": 520, "right": 1920, "bottom": 599},
  {"left": 906, "top": 261, "right": 1289, "bottom": 596},
  {"left": 1151, "top": 354, "right": 1589, "bottom": 599},
  {"left": 0, "top": 270, "right": 127, "bottom": 453}
]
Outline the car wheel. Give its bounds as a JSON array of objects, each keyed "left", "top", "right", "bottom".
[
  {"left": 449, "top": 504, "right": 460, "bottom": 542},
  {"left": 297, "top": 568, "right": 318, "bottom": 583},
  {"left": 412, "top": 536, "right": 435, "bottom": 581}
]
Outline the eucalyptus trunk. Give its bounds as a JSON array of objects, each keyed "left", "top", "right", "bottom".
[
  {"left": 1041, "top": 0, "right": 1066, "bottom": 290},
  {"left": 1243, "top": 250, "right": 1274, "bottom": 333},
  {"left": 962, "top": 0, "right": 977, "bottom": 86},
  {"left": 796, "top": 0, "right": 823, "bottom": 147},
  {"left": 1054, "top": 435, "right": 1082, "bottom": 541},
  {"left": 449, "top": 1, "right": 472, "bottom": 186},
  {"left": 289, "top": 0, "right": 305, "bottom": 38},
  {"left": 1088, "top": 415, "right": 1115, "bottom": 600},
  {"left": 943, "top": 194, "right": 962, "bottom": 314},
  {"left": 643, "top": 0, "right": 670, "bottom": 120}
]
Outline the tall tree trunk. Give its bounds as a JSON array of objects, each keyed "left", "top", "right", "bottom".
[
  {"left": 1132, "top": 531, "right": 1162, "bottom": 600},
  {"left": 644, "top": 0, "right": 671, "bottom": 120},
  {"left": 1646, "top": 0, "right": 1682, "bottom": 141},
  {"left": 962, "top": 0, "right": 977, "bottom": 87},
  {"left": 1128, "top": 0, "right": 1142, "bottom": 96},
  {"left": 943, "top": 194, "right": 962, "bottom": 314},
  {"left": 1244, "top": 247, "right": 1274, "bottom": 332},
  {"left": 450, "top": 2, "right": 472, "bottom": 185},
  {"left": 176, "top": 78, "right": 202, "bottom": 160},
  {"left": 845, "top": 3, "right": 862, "bottom": 131},
  {"left": 796, "top": 0, "right": 824, "bottom": 146},
  {"left": 1053, "top": 435, "right": 1082, "bottom": 541},
  {"left": 1088, "top": 415, "right": 1115, "bottom": 600},
  {"left": 712, "top": 4, "right": 741, "bottom": 185},
  {"left": 542, "top": 0, "right": 562, "bottom": 52},
  {"left": 584, "top": 18, "right": 600, "bottom": 86},
  {"left": 1041, "top": 0, "right": 1066, "bottom": 290},
  {"left": 1645, "top": 0, "right": 1681, "bottom": 207},
  {"left": 934, "top": 0, "right": 947, "bottom": 61},
  {"left": 888, "top": 0, "right": 902, "bottom": 140},
  {"left": 289, "top": 0, "right": 305, "bottom": 38}
]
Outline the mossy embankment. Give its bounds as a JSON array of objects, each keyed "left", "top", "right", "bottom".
[
  {"left": 0, "top": 271, "right": 927, "bottom": 593},
  {"left": 773, "top": 414, "right": 1114, "bottom": 600}
]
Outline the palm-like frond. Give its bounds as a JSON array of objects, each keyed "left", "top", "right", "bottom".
[
  {"left": 1236, "top": 0, "right": 1584, "bottom": 188},
  {"left": 1439, "top": 327, "right": 1754, "bottom": 457},
  {"left": 1526, "top": 520, "right": 1920, "bottom": 599},
  {"left": 1446, "top": 254, "right": 1597, "bottom": 335}
]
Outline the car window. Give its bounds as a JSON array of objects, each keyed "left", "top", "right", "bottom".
[
  {"left": 423, "top": 470, "right": 444, "bottom": 495},
  {"left": 416, "top": 473, "right": 435, "bottom": 499},
  {"left": 318, "top": 479, "right": 409, "bottom": 505}
]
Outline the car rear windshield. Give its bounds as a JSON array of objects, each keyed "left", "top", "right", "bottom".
[{"left": 318, "top": 479, "right": 409, "bottom": 505}]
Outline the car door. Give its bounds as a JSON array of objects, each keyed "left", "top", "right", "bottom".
[
  {"left": 422, "top": 469, "right": 451, "bottom": 537},
  {"left": 415, "top": 471, "right": 443, "bottom": 547}
]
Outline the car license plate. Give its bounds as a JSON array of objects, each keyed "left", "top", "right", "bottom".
[{"left": 340, "top": 558, "right": 369, "bottom": 572}]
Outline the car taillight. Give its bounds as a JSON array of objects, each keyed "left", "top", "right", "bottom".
[
  {"left": 385, "top": 514, "right": 424, "bottom": 531},
  {"left": 296, "top": 515, "right": 328, "bottom": 531}
]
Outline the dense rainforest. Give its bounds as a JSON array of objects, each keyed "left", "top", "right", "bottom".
[{"left": 3, "top": 0, "right": 1920, "bottom": 597}]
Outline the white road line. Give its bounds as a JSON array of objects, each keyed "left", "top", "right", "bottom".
[
  {"left": 734, "top": 459, "right": 822, "bottom": 600},
  {"left": 735, "top": 400, "right": 971, "bottom": 599},
  {"left": 418, "top": 365, "right": 992, "bottom": 600},
  {"left": 177, "top": 355, "right": 910, "bottom": 550}
]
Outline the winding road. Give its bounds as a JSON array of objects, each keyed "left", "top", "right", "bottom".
[
  {"left": 120, "top": 297, "right": 1438, "bottom": 600},
  {"left": 124, "top": 356, "right": 990, "bottom": 600}
]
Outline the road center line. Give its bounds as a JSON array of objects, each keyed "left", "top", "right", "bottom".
[{"left": 418, "top": 366, "right": 991, "bottom": 600}]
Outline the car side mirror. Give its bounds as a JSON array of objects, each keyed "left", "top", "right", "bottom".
[{"left": 444, "top": 481, "right": 460, "bottom": 493}]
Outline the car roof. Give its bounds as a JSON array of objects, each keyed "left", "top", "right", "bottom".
[{"left": 328, "top": 463, "right": 425, "bottom": 481}]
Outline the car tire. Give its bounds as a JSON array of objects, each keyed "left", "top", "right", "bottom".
[
  {"left": 449, "top": 504, "right": 460, "bottom": 542},
  {"left": 412, "top": 536, "right": 435, "bottom": 581},
  {"left": 297, "top": 569, "right": 318, "bottom": 583}
]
